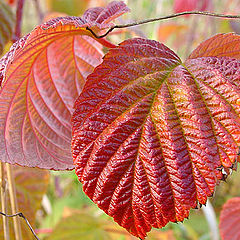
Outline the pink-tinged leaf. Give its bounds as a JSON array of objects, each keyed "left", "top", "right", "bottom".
[
  {"left": 189, "top": 33, "right": 240, "bottom": 59},
  {"left": 174, "top": 0, "right": 210, "bottom": 13},
  {"left": 220, "top": 197, "right": 240, "bottom": 240},
  {"left": 0, "top": 1, "right": 15, "bottom": 54},
  {"left": 72, "top": 37, "right": 240, "bottom": 238},
  {"left": 0, "top": 1, "right": 129, "bottom": 170}
]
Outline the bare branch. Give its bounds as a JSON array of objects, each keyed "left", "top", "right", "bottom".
[
  {"left": 0, "top": 212, "right": 40, "bottom": 240},
  {"left": 87, "top": 11, "right": 240, "bottom": 39},
  {"left": 13, "top": 0, "right": 26, "bottom": 42}
]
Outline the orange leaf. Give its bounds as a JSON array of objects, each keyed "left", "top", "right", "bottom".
[
  {"left": 157, "top": 23, "right": 188, "bottom": 42},
  {"left": 189, "top": 33, "right": 240, "bottom": 59}
]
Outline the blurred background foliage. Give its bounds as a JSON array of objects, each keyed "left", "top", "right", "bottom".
[
  {"left": 20, "top": 0, "right": 240, "bottom": 59},
  {"left": 1, "top": 0, "right": 240, "bottom": 239}
]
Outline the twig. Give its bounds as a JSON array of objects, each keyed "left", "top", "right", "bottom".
[
  {"left": 6, "top": 163, "right": 22, "bottom": 240},
  {"left": 13, "top": 0, "right": 26, "bottom": 42},
  {"left": 0, "top": 212, "right": 40, "bottom": 240},
  {"left": 0, "top": 162, "right": 9, "bottom": 240},
  {"left": 86, "top": 11, "right": 240, "bottom": 39}
]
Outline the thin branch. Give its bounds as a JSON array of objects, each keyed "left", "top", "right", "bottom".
[
  {"left": 87, "top": 11, "right": 240, "bottom": 39},
  {"left": 13, "top": 0, "right": 26, "bottom": 42},
  {"left": 0, "top": 212, "right": 40, "bottom": 240},
  {"left": 6, "top": 163, "right": 22, "bottom": 240}
]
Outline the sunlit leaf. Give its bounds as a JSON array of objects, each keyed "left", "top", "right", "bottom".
[
  {"left": 0, "top": 0, "right": 14, "bottom": 55},
  {"left": 0, "top": 1, "right": 129, "bottom": 170},
  {"left": 219, "top": 197, "right": 240, "bottom": 240},
  {"left": 0, "top": 165, "right": 49, "bottom": 239},
  {"left": 72, "top": 36, "right": 240, "bottom": 238}
]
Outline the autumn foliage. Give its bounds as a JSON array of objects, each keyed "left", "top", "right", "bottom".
[{"left": 0, "top": 1, "right": 240, "bottom": 239}]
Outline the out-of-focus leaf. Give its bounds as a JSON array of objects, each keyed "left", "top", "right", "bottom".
[
  {"left": 219, "top": 197, "right": 240, "bottom": 240},
  {"left": 46, "top": 208, "right": 121, "bottom": 240},
  {"left": 157, "top": 23, "right": 188, "bottom": 42},
  {"left": 174, "top": 0, "right": 210, "bottom": 14},
  {"left": 189, "top": 33, "right": 240, "bottom": 59},
  {"left": 46, "top": 0, "right": 90, "bottom": 16},
  {"left": 0, "top": 1, "right": 129, "bottom": 170},
  {"left": 72, "top": 34, "right": 240, "bottom": 238},
  {"left": 147, "top": 229, "right": 176, "bottom": 240},
  {"left": 0, "top": 0, "right": 14, "bottom": 54},
  {"left": 49, "top": 207, "right": 175, "bottom": 240},
  {"left": 5, "top": 0, "right": 15, "bottom": 5},
  {"left": 0, "top": 165, "right": 49, "bottom": 239}
]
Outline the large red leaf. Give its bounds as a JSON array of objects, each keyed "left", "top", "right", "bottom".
[
  {"left": 219, "top": 197, "right": 240, "bottom": 240},
  {"left": 0, "top": 1, "right": 129, "bottom": 170},
  {"left": 72, "top": 36, "right": 240, "bottom": 238}
]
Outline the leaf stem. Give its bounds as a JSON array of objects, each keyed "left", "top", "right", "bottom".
[
  {"left": 6, "top": 163, "right": 22, "bottom": 240},
  {"left": 96, "top": 37, "right": 117, "bottom": 48},
  {"left": 13, "top": 0, "right": 26, "bottom": 42},
  {"left": 0, "top": 162, "right": 10, "bottom": 240},
  {"left": 87, "top": 11, "right": 240, "bottom": 39},
  {"left": 0, "top": 212, "right": 40, "bottom": 240}
]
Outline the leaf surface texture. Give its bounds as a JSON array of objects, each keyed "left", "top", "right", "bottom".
[
  {"left": 72, "top": 35, "right": 240, "bottom": 238},
  {"left": 220, "top": 197, "right": 240, "bottom": 240}
]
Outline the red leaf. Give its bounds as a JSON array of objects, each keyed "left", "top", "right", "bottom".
[
  {"left": 0, "top": 1, "right": 129, "bottom": 170},
  {"left": 219, "top": 197, "right": 240, "bottom": 240},
  {"left": 72, "top": 36, "right": 240, "bottom": 238}
]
